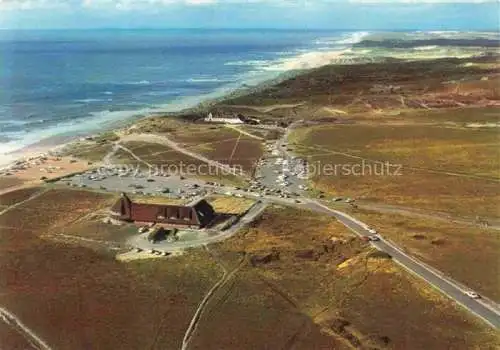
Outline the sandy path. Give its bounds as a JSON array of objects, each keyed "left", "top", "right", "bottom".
[
  {"left": 120, "top": 133, "right": 248, "bottom": 179},
  {"left": 0, "top": 307, "right": 52, "bottom": 350},
  {"left": 296, "top": 142, "right": 500, "bottom": 183},
  {"left": 223, "top": 124, "right": 264, "bottom": 140},
  {"left": 181, "top": 246, "right": 245, "bottom": 350}
]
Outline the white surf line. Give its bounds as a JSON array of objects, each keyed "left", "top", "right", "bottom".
[
  {"left": 0, "top": 307, "right": 52, "bottom": 350},
  {"left": 181, "top": 245, "right": 228, "bottom": 350}
]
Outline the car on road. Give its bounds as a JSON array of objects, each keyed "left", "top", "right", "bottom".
[
  {"left": 368, "top": 235, "right": 380, "bottom": 242},
  {"left": 465, "top": 291, "right": 481, "bottom": 299}
]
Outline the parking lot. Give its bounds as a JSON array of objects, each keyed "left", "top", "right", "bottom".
[
  {"left": 56, "top": 128, "right": 314, "bottom": 205},
  {"left": 253, "top": 137, "right": 309, "bottom": 196},
  {"left": 59, "top": 168, "right": 214, "bottom": 200}
]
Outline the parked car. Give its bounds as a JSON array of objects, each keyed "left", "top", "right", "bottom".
[{"left": 465, "top": 291, "right": 481, "bottom": 299}]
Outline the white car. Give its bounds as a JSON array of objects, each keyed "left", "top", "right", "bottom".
[
  {"left": 368, "top": 235, "right": 380, "bottom": 242},
  {"left": 465, "top": 291, "right": 481, "bottom": 299}
]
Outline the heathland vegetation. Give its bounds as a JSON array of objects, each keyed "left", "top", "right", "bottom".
[{"left": 1, "top": 47, "right": 499, "bottom": 349}]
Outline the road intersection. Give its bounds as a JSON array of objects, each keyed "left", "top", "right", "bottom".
[{"left": 56, "top": 124, "right": 500, "bottom": 328}]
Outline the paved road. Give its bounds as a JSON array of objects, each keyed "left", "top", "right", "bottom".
[
  {"left": 79, "top": 125, "right": 500, "bottom": 329},
  {"left": 302, "top": 200, "right": 500, "bottom": 329}
]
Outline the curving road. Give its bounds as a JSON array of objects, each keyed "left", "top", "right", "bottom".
[{"left": 302, "top": 200, "right": 500, "bottom": 329}]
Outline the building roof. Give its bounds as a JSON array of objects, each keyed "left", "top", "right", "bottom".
[{"left": 110, "top": 193, "right": 215, "bottom": 227}]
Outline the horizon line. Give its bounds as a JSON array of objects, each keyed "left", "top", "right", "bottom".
[{"left": 0, "top": 27, "right": 498, "bottom": 32}]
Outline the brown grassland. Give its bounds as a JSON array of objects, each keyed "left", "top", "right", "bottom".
[
  {"left": 126, "top": 118, "right": 265, "bottom": 174},
  {"left": 289, "top": 121, "right": 500, "bottom": 219},
  {"left": 0, "top": 187, "right": 223, "bottom": 349},
  {"left": 0, "top": 187, "right": 43, "bottom": 207},
  {"left": 0, "top": 176, "right": 24, "bottom": 191},
  {"left": 63, "top": 141, "right": 113, "bottom": 163},
  {"left": 165, "top": 125, "right": 264, "bottom": 174},
  {"left": 0, "top": 322, "right": 34, "bottom": 350},
  {"left": 221, "top": 56, "right": 499, "bottom": 111},
  {"left": 348, "top": 208, "right": 500, "bottom": 302},
  {"left": 115, "top": 140, "right": 246, "bottom": 185}
]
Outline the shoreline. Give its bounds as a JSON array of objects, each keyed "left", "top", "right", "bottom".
[
  {"left": 0, "top": 74, "right": 288, "bottom": 168},
  {"left": 0, "top": 29, "right": 371, "bottom": 168},
  {"left": 3, "top": 29, "right": 497, "bottom": 170}
]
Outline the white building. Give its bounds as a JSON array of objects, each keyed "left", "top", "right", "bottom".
[{"left": 204, "top": 112, "right": 243, "bottom": 124}]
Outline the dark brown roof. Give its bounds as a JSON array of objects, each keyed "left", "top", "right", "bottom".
[{"left": 110, "top": 193, "right": 215, "bottom": 227}]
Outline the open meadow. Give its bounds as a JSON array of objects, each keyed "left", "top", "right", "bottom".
[
  {"left": 289, "top": 121, "right": 500, "bottom": 219},
  {"left": 0, "top": 187, "right": 224, "bottom": 349},
  {"left": 197, "top": 206, "right": 499, "bottom": 350},
  {"left": 114, "top": 140, "right": 245, "bottom": 185},
  {"left": 126, "top": 118, "right": 265, "bottom": 175}
]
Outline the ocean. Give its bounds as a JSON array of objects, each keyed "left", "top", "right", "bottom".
[{"left": 0, "top": 29, "right": 368, "bottom": 163}]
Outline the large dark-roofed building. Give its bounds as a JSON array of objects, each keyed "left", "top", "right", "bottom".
[{"left": 110, "top": 193, "right": 215, "bottom": 228}]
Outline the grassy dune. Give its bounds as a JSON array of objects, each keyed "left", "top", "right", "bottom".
[{"left": 202, "top": 206, "right": 499, "bottom": 349}]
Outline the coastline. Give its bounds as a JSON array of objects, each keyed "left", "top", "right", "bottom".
[
  {"left": 0, "top": 30, "right": 367, "bottom": 168},
  {"left": 0, "top": 47, "right": 352, "bottom": 170},
  {"left": 3, "top": 30, "right": 497, "bottom": 170}
]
